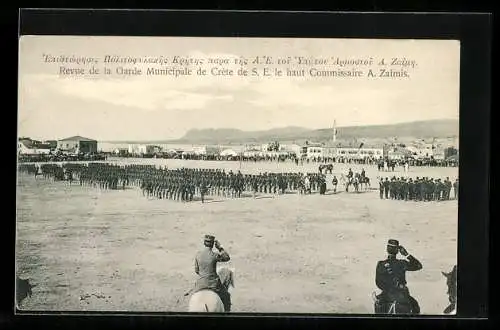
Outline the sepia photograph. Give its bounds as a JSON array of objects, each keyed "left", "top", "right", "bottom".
[{"left": 16, "top": 35, "right": 459, "bottom": 315}]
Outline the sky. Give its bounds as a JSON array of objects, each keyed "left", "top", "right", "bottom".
[{"left": 18, "top": 36, "right": 460, "bottom": 141}]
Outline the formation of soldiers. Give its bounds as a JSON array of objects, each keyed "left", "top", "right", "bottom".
[
  {"left": 378, "top": 176, "right": 459, "bottom": 201},
  {"left": 19, "top": 162, "right": 458, "bottom": 202},
  {"left": 18, "top": 162, "right": 329, "bottom": 202},
  {"left": 140, "top": 168, "right": 328, "bottom": 201}
]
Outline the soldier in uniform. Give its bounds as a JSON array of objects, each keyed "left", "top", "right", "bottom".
[
  {"left": 383, "top": 178, "right": 390, "bottom": 199},
  {"left": 453, "top": 178, "right": 459, "bottom": 199},
  {"left": 332, "top": 175, "right": 338, "bottom": 193},
  {"left": 193, "top": 235, "right": 231, "bottom": 312},
  {"left": 375, "top": 239, "right": 423, "bottom": 314},
  {"left": 319, "top": 176, "right": 327, "bottom": 195},
  {"left": 379, "top": 178, "right": 384, "bottom": 199}
]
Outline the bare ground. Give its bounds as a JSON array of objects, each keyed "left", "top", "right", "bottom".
[{"left": 16, "top": 159, "right": 458, "bottom": 314}]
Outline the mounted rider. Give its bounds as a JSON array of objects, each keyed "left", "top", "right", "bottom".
[
  {"left": 193, "top": 235, "right": 232, "bottom": 311},
  {"left": 361, "top": 168, "right": 366, "bottom": 178},
  {"left": 347, "top": 168, "right": 353, "bottom": 182},
  {"left": 375, "top": 239, "right": 423, "bottom": 314}
]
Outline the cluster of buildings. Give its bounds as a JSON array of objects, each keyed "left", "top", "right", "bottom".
[
  {"left": 17, "top": 131, "right": 458, "bottom": 163},
  {"left": 114, "top": 140, "right": 457, "bottom": 161},
  {"left": 18, "top": 136, "right": 98, "bottom": 155}
]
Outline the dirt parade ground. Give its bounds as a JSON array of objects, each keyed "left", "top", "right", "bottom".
[{"left": 16, "top": 158, "right": 458, "bottom": 314}]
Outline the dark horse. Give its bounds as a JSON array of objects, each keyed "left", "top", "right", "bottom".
[
  {"left": 16, "top": 276, "right": 34, "bottom": 307},
  {"left": 442, "top": 265, "right": 457, "bottom": 314},
  {"left": 358, "top": 175, "right": 371, "bottom": 191},
  {"left": 318, "top": 164, "right": 334, "bottom": 174},
  {"left": 372, "top": 289, "right": 417, "bottom": 314}
]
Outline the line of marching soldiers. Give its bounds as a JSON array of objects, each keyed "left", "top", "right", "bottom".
[
  {"left": 18, "top": 162, "right": 329, "bottom": 202},
  {"left": 378, "top": 176, "right": 459, "bottom": 201}
]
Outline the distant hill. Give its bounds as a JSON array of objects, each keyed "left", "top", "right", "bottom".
[
  {"left": 171, "top": 119, "right": 458, "bottom": 144},
  {"left": 100, "top": 119, "right": 458, "bottom": 145}
]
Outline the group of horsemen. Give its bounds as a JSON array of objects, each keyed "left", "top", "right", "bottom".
[{"left": 193, "top": 234, "right": 455, "bottom": 314}]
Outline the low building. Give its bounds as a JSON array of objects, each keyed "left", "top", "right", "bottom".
[
  {"left": 57, "top": 136, "right": 98, "bottom": 154},
  {"left": 301, "top": 143, "right": 324, "bottom": 158},
  {"left": 282, "top": 144, "right": 302, "bottom": 157},
  {"left": 193, "top": 145, "right": 220, "bottom": 156},
  {"left": 336, "top": 147, "right": 383, "bottom": 159},
  {"left": 113, "top": 148, "right": 129, "bottom": 156},
  {"left": 18, "top": 138, "right": 52, "bottom": 155}
]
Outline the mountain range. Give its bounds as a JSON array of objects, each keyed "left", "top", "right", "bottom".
[{"left": 102, "top": 119, "right": 458, "bottom": 144}]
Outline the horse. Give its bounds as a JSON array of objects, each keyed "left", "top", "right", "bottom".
[
  {"left": 372, "top": 290, "right": 416, "bottom": 315},
  {"left": 358, "top": 176, "right": 371, "bottom": 191},
  {"left": 188, "top": 267, "right": 235, "bottom": 313},
  {"left": 442, "top": 265, "right": 457, "bottom": 314},
  {"left": 16, "top": 276, "right": 34, "bottom": 308},
  {"left": 340, "top": 174, "right": 356, "bottom": 193},
  {"left": 318, "top": 164, "right": 334, "bottom": 174}
]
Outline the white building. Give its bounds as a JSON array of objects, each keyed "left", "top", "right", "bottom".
[
  {"left": 193, "top": 146, "right": 220, "bottom": 156},
  {"left": 18, "top": 139, "right": 52, "bottom": 155},
  {"left": 282, "top": 144, "right": 302, "bottom": 157},
  {"left": 301, "top": 144, "right": 324, "bottom": 158},
  {"left": 128, "top": 144, "right": 161, "bottom": 155},
  {"left": 336, "top": 147, "right": 383, "bottom": 159}
]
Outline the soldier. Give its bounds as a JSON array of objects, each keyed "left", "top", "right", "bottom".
[
  {"left": 375, "top": 239, "right": 423, "bottom": 314},
  {"left": 319, "top": 176, "right": 327, "bottom": 195},
  {"left": 193, "top": 235, "right": 231, "bottom": 312},
  {"left": 453, "top": 178, "right": 459, "bottom": 199},
  {"left": 445, "top": 177, "right": 452, "bottom": 200},
  {"left": 379, "top": 178, "right": 384, "bottom": 199},
  {"left": 408, "top": 178, "right": 414, "bottom": 201},
  {"left": 332, "top": 175, "right": 338, "bottom": 193},
  {"left": 383, "top": 178, "right": 390, "bottom": 199},
  {"left": 200, "top": 178, "right": 208, "bottom": 203}
]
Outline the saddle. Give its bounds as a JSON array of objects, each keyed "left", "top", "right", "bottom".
[
  {"left": 192, "top": 278, "right": 231, "bottom": 312},
  {"left": 373, "top": 290, "right": 413, "bottom": 314}
]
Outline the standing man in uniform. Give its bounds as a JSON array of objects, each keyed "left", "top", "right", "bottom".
[
  {"left": 379, "top": 177, "right": 384, "bottom": 199},
  {"left": 453, "top": 178, "right": 459, "bottom": 200},
  {"left": 193, "top": 235, "right": 232, "bottom": 312},
  {"left": 375, "top": 239, "right": 423, "bottom": 314},
  {"left": 332, "top": 175, "right": 338, "bottom": 193},
  {"left": 383, "top": 178, "right": 390, "bottom": 199}
]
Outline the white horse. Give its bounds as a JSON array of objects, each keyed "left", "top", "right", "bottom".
[{"left": 188, "top": 267, "right": 235, "bottom": 312}]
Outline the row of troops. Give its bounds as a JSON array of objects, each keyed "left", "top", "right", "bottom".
[
  {"left": 378, "top": 176, "right": 459, "bottom": 201},
  {"left": 140, "top": 168, "right": 329, "bottom": 202},
  {"left": 18, "top": 163, "right": 329, "bottom": 202}
]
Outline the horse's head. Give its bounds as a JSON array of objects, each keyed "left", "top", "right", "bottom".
[
  {"left": 442, "top": 265, "right": 457, "bottom": 304},
  {"left": 218, "top": 267, "right": 235, "bottom": 291}
]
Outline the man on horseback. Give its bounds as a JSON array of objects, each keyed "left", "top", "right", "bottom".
[
  {"left": 375, "top": 239, "right": 422, "bottom": 314},
  {"left": 347, "top": 168, "right": 353, "bottom": 180},
  {"left": 193, "top": 235, "right": 232, "bottom": 312}
]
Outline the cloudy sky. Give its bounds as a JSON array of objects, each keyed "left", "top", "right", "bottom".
[{"left": 18, "top": 36, "right": 460, "bottom": 141}]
